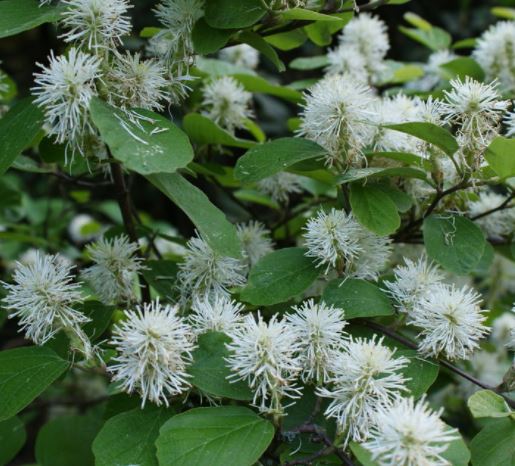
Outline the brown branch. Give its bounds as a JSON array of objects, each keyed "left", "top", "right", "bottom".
[
  {"left": 470, "top": 193, "right": 515, "bottom": 221},
  {"left": 362, "top": 319, "right": 515, "bottom": 409},
  {"left": 110, "top": 161, "right": 151, "bottom": 303}
]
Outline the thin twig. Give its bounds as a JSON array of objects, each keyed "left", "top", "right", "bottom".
[
  {"left": 470, "top": 193, "right": 514, "bottom": 221},
  {"left": 361, "top": 319, "right": 515, "bottom": 409}
]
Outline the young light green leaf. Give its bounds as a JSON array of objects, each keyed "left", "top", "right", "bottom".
[
  {"left": 235, "top": 137, "right": 327, "bottom": 183},
  {"left": 156, "top": 406, "right": 274, "bottom": 466},
  {"left": 0, "top": 346, "right": 68, "bottom": 421},
  {"left": 280, "top": 8, "right": 344, "bottom": 22},
  {"left": 36, "top": 415, "right": 102, "bottom": 466},
  {"left": 232, "top": 74, "right": 302, "bottom": 102},
  {"left": 468, "top": 390, "right": 513, "bottom": 419},
  {"left": 204, "top": 0, "right": 266, "bottom": 29},
  {"left": 238, "top": 31, "right": 285, "bottom": 72},
  {"left": 93, "top": 407, "right": 172, "bottom": 466},
  {"left": 322, "top": 278, "right": 394, "bottom": 320},
  {"left": 0, "top": 0, "right": 62, "bottom": 39},
  {"left": 182, "top": 113, "right": 256, "bottom": 149},
  {"left": 470, "top": 418, "right": 515, "bottom": 466},
  {"left": 146, "top": 173, "right": 242, "bottom": 258},
  {"left": 349, "top": 183, "right": 401, "bottom": 235},
  {"left": 90, "top": 99, "right": 194, "bottom": 175},
  {"left": 484, "top": 137, "right": 515, "bottom": 179},
  {"left": 0, "top": 416, "right": 26, "bottom": 466},
  {"left": 0, "top": 98, "right": 44, "bottom": 175},
  {"left": 399, "top": 25, "right": 452, "bottom": 51},
  {"left": 423, "top": 214, "right": 486, "bottom": 275},
  {"left": 188, "top": 332, "right": 253, "bottom": 400},
  {"left": 384, "top": 122, "right": 458, "bottom": 157},
  {"left": 289, "top": 55, "right": 329, "bottom": 70},
  {"left": 240, "top": 248, "right": 320, "bottom": 306}
]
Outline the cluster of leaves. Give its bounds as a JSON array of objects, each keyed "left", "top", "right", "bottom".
[{"left": 0, "top": 0, "right": 514, "bottom": 465}]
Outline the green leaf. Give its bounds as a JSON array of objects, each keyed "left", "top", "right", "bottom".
[
  {"left": 0, "top": 416, "right": 26, "bottom": 466},
  {"left": 192, "top": 18, "right": 233, "bottom": 54},
  {"left": 349, "top": 183, "right": 401, "bottom": 235},
  {"left": 232, "top": 74, "right": 302, "bottom": 102},
  {"left": 93, "top": 407, "right": 171, "bottom": 466},
  {"left": 399, "top": 25, "right": 452, "bottom": 51},
  {"left": 188, "top": 332, "right": 252, "bottom": 400},
  {"left": 241, "top": 248, "right": 319, "bottom": 306},
  {"left": 280, "top": 8, "right": 344, "bottom": 22},
  {"left": 491, "top": 6, "right": 515, "bottom": 19},
  {"left": 204, "top": 0, "right": 266, "bottom": 29},
  {"left": 484, "top": 137, "right": 515, "bottom": 179},
  {"left": 442, "top": 432, "right": 471, "bottom": 466},
  {"left": 289, "top": 55, "right": 329, "bottom": 70},
  {"left": 470, "top": 418, "right": 515, "bottom": 466},
  {"left": 0, "top": 0, "right": 61, "bottom": 39},
  {"left": 90, "top": 99, "right": 193, "bottom": 175},
  {"left": 265, "top": 29, "right": 307, "bottom": 51},
  {"left": 235, "top": 138, "right": 327, "bottom": 183},
  {"left": 0, "top": 98, "right": 44, "bottom": 175},
  {"left": 304, "top": 12, "right": 353, "bottom": 46},
  {"left": 80, "top": 301, "right": 115, "bottom": 341},
  {"left": 337, "top": 167, "right": 428, "bottom": 184},
  {"left": 35, "top": 415, "right": 102, "bottom": 466},
  {"left": 0, "top": 346, "right": 68, "bottom": 421},
  {"left": 468, "top": 390, "right": 513, "bottom": 419},
  {"left": 146, "top": 173, "right": 242, "bottom": 258},
  {"left": 156, "top": 406, "right": 274, "bottom": 466},
  {"left": 182, "top": 113, "right": 256, "bottom": 149},
  {"left": 142, "top": 260, "right": 179, "bottom": 299},
  {"left": 384, "top": 122, "right": 458, "bottom": 157},
  {"left": 440, "top": 57, "right": 485, "bottom": 81},
  {"left": 322, "top": 278, "right": 394, "bottom": 320},
  {"left": 423, "top": 214, "right": 486, "bottom": 275},
  {"left": 239, "top": 31, "right": 285, "bottom": 72},
  {"left": 388, "top": 64, "right": 424, "bottom": 83},
  {"left": 397, "top": 350, "right": 439, "bottom": 398}
]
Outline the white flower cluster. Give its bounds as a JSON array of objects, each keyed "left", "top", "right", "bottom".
[
  {"left": 32, "top": 0, "right": 201, "bottom": 158},
  {"left": 326, "top": 14, "right": 389, "bottom": 85},
  {"left": 466, "top": 189, "right": 515, "bottom": 239},
  {"left": 304, "top": 208, "right": 392, "bottom": 280},
  {"left": 1, "top": 251, "right": 93, "bottom": 358},
  {"left": 219, "top": 44, "right": 259, "bottom": 70},
  {"left": 109, "top": 300, "right": 195, "bottom": 406},
  {"left": 82, "top": 235, "right": 145, "bottom": 305},
  {"left": 177, "top": 224, "right": 274, "bottom": 302},
  {"left": 474, "top": 21, "right": 515, "bottom": 92},
  {"left": 256, "top": 172, "right": 304, "bottom": 204},
  {"left": 201, "top": 76, "right": 253, "bottom": 134},
  {"left": 385, "top": 256, "right": 489, "bottom": 361}
]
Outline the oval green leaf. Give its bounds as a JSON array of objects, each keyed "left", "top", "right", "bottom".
[
  {"left": 235, "top": 137, "right": 327, "bottom": 183},
  {"left": 188, "top": 332, "right": 253, "bottom": 400},
  {"left": 470, "top": 418, "right": 515, "bottom": 466},
  {"left": 349, "top": 183, "right": 401, "bottom": 235},
  {"left": 156, "top": 406, "right": 274, "bottom": 466},
  {"left": 204, "top": 0, "right": 266, "bottom": 29},
  {"left": 240, "top": 247, "right": 320, "bottom": 306},
  {"left": 0, "top": 416, "right": 26, "bottom": 466},
  {"left": 0, "top": 98, "right": 44, "bottom": 175},
  {"left": 0, "top": 0, "right": 61, "bottom": 39},
  {"left": 484, "top": 137, "right": 515, "bottom": 179},
  {"left": 423, "top": 214, "right": 486, "bottom": 275},
  {"left": 0, "top": 346, "right": 68, "bottom": 421},
  {"left": 90, "top": 99, "right": 194, "bottom": 175},
  {"left": 146, "top": 173, "right": 242, "bottom": 258},
  {"left": 322, "top": 278, "right": 394, "bottom": 320},
  {"left": 93, "top": 407, "right": 172, "bottom": 466}
]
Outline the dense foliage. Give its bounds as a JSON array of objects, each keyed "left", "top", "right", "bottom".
[{"left": 0, "top": 0, "right": 514, "bottom": 465}]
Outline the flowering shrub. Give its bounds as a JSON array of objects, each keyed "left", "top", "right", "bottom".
[{"left": 0, "top": 1, "right": 514, "bottom": 465}]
